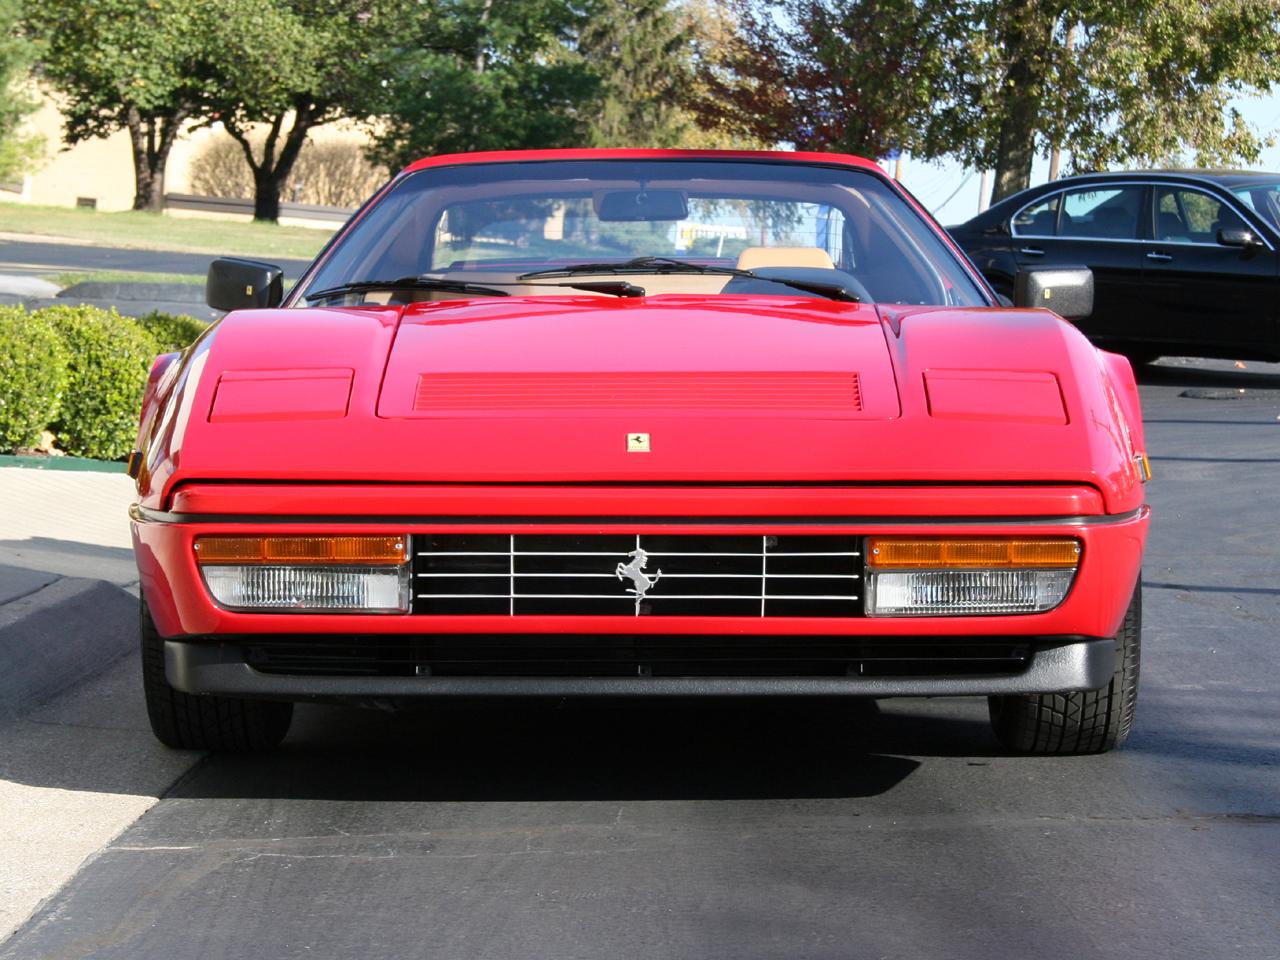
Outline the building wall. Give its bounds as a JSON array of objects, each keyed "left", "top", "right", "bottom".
[{"left": 1, "top": 89, "right": 373, "bottom": 220}]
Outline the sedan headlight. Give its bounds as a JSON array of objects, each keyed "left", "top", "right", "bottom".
[
  {"left": 194, "top": 535, "right": 410, "bottom": 613},
  {"left": 864, "top": 537, "right": 1079, "bottom": 616}
]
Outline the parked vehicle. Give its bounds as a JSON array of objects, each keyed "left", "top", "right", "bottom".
[
  {"left": 949, "top": 170, "right": 1280, "bottom": 363},
  {"left": 130, "top": 149, "right": 1148, "bottom": 755}
]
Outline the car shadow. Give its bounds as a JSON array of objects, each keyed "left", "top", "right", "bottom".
[{"left": 167, "top": 697, "right": 938, "bottom": 802}]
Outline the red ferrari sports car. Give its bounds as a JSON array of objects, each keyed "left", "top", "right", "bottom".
[{"left": 129, "top": 149, "right": 1149, "bottom": 754}]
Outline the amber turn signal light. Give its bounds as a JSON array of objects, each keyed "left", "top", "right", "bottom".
[
  {"left": 194, "top": 535, "right": 407, "bottom": 565},
  {"left": 866, "top": 537, "right": 1080, "bottom": 570}
]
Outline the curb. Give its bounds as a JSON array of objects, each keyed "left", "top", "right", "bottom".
[
  {"left": 0, "top": 578, "right": 137, "bottom": 719},
  {"left": 0, "top": 455, "right": 126, "bottom": 474}
]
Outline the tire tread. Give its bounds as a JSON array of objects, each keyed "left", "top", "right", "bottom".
[
  {"left": 989, "top": 587, "right": 1141, "bottom": 755},
  {"left": 140, "top": 601, "right": 291, "bottom": 751}
]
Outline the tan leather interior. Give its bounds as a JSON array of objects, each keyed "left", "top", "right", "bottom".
[{"left": 735, "top": 246, "right": 835, "bottom": 271}]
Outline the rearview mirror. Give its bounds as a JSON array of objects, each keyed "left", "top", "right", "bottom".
[
  {"left": 596, "top": 189, "right": 689, "bottom": 222},
  {"left": 1217, "top": 226, "right": 1263, "bottom": 249},
  {"left": 207, "top": 257, "right": 284, "bottom": 312},
  {"left": 1014, "top": 267, "right": 1093, "bottom": 320}
]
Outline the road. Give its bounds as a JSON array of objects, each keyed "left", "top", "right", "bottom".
[
  {"left": 0, "top": 237, "right": 314, "bottom": 279},
  {"left": 2, "top": 358, "right": 1278, "bottom": 960}
]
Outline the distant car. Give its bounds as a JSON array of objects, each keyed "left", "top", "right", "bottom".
[
  {"left": 949, "top": 170, "right": 1280, "bottom": 364},
  {"left": 130, "top": 149, "right": 1149, "bottom": 756}
]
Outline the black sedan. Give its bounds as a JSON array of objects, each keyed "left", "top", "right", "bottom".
[{"left": 949, "top": 170, "right": 1280, "bottom": 363}]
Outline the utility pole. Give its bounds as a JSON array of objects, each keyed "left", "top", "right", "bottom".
[
  {"left": 894, "top": 152, "right": 904, "bottom": 181},
  {"left": 978, "top": 170, "right": 991, "bottom": 212}
]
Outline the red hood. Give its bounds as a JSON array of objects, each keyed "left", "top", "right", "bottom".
[
  {"left": 378, "top": 296, "right": 899, "bottom": 420},
  {"left": 142, "top": 295, "right": 1144, "bottom": 513}
]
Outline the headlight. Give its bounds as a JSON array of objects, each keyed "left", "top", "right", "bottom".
[
  {"left": 864, "top": 537, "right": 1079, "bottom": 616},
  {"left": 194, "top": 535, "right": 410, "bottom": 613}
]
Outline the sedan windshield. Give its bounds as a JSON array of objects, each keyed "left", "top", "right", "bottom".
[{"left": 298, "top": 158, "right": 989, "bottom": 307}]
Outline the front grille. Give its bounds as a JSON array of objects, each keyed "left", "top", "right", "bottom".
[
  {"left": 243, "top": 636, "right": 1032, "bottom": 678},
  {"left": 412, "top": 534, "right": 863, "bottom": 617}
]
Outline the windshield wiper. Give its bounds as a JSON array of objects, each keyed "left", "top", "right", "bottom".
[
  {"left": 517, "top": 256, "right": 860, "bottom": 302},
  {"left": 551, "top": 280, "right": 646, "bottom": 298},
  {"left": 518, "top": 256, "right": 723, "bottom": 279},
  {"left": 304, "top": 276, "right": 511, "bottom": 302}
]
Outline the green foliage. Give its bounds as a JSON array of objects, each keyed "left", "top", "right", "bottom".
[
  {"left": 27, "top": 0, "right": 208, "bottom": 208},
  {"left": 579, "top": 0, "right": 692, "bottom": 147},
  {"left": 199, "top": 0, "right": 414, "bottom": 220},
  {"left": 688, "top": 0, "right": 955, "bottom": 157},
  {"left": 137, "top": 311, "right": 208, "bottom": 353},
  {"left": 368, "top": 0, "right": 599, "bottom": 169},
  {"left": 695, "top": 0, "right": 1280, "bottom": 199},
  {"left": 0, "top": 307, "right": 68, "bottom": 452},
  {"left": 39, "top": 305, "right": 159, "bottom": 460},
  {"left": 0, "top": 0, "right": 39, "bottom": 180}
]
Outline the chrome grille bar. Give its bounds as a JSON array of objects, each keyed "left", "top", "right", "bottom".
[{"left": 413, "top": 533, "right": 865, "bottom": 618}]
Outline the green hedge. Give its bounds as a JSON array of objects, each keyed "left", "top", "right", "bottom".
[
  {"left": 41, "top": 305, "right": 160, "bottom": 460},
  {"left": 138, "top": 310, "right": 209, "bottom": 354},
  {"left": 0, "top": 306, "right": 69, "bottom": 451},
  {"left": 0, "top": 305, "right": 209, "bottom": 460}
]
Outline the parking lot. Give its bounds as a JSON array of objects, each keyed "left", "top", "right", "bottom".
[{"left": 1, "top": 357, "right": 1277, "bottom": 960}]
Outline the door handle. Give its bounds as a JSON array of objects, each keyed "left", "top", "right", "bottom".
[
  {"left": 1018, "top": 247, "right": 1045, "bottom": 256},
  {"left": 1146, "top": 251, "right": 1174, "bottom": 262}
]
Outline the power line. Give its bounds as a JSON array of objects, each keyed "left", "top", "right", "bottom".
[{"left": 932, "top": 173, "right": 976, "bottom": 213}]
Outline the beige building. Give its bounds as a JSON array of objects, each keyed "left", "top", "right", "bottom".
[{"left": 2, "top": 89, "right": 373, "bottom": 228}]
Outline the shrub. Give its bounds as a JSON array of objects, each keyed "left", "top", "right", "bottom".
[
  {"left": 188, "top": 133, "right": 388, "bottom": 208},
  {"left": 39, "top": 305, "right": 159, "bottom": 460},
  {"left": 0, "top": 306, "right": 69, "bottom": 452},
  {"left": 138, "top": 310, "right": 208, "bottom": 353}
]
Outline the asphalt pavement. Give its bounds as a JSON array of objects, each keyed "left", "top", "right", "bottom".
[
  {"left": 0, "top": 237, "right": 314, "bottom": 280},
  {"left": 0, "top": 358, "right": 1277, "bottom": 960}
]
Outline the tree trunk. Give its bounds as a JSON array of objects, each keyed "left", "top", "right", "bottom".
[
  {"left": 125, "top": 106, "right": 187, "bottom": 212},
  {"left": 252, "top": 170, "right": 284, "bottom": 221},
  {"left": 991, "top": 92, "right": 1038, "bottom": 202},
  {"left": 228, "top": 102, "right": 319, "bottom": 223},
  {"left": 990, "top": 3, "right": 1056, "bottom": 203}
]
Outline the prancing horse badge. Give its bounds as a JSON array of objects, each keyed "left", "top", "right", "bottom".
[{"left": 626, "top": 432, "right": 650, "bottom": 452}]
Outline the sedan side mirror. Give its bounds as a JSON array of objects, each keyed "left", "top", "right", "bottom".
[
  {"left": 207, "top": 257, "right": 284, "bottom": 312},
  {"left": 1013, "top": 267, "right": 1093, "bottom": 320},
  {"left": 1217, "top": 226, "right": 1264, "bottom": 249}
]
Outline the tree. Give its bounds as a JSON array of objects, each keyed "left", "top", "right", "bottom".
[
  {"left": 367, "top": 0, "right": 599, "bottom": 171},
  {"left": 29, "top": 0, "right": 206, "bottom": 211},
  {"left": 0, "top": 0, "right": 39, "bottom": 181},
  {"left": 928, "top": 0, "right": 1280, "bottom": 201},
  {"left": 201, "top": 0, "right": 414, "bottom": 222},
  {"left": 692, "top": 0, "right": 1280, "bottom": 203},
  {"left": 578, "top": 0, "right": 692, "bottom": 147},
  {"left": 686, "top": 0, "right": 958, "bottom": 157}
]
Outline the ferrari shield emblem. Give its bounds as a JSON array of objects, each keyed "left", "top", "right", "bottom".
[{"left": 626, "top": 432, "right": 650, "bottom": 452}]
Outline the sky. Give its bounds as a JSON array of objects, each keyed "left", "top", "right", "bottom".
[{"left": 901, "top": 93, "right": 1280, "bottom": 225}]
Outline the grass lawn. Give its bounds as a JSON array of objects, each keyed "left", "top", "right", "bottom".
[
  {"left": 0, "top": 203, "right": 331, "bottom": 260},
  {"left": 41, "top": 270, "right": 206, "bottom": 288}
]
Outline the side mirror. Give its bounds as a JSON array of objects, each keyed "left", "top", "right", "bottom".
[
  {"left": 1014, "top": 267, "right": 1093, "bottom": 320},
  {"left": 207, "top": 257, "right": 284, "bottom": 312},
  {"left": 1217, "top": 226, "right": 1263, "bottom": 249}
]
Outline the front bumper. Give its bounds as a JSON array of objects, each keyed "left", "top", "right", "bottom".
[
  {"left": 132, "top": 483, "right": 1147, "bottom": 697},
  {"left": 166, "top": 636, "right": 1116, "bottom": 700}
]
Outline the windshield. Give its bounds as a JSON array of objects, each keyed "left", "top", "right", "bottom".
[
  {"left": 299, "top": 158, "right": 989, "bottom": 307},
  {"left": 1230, "top": 180, "right": 1280, "bottom": 231}
]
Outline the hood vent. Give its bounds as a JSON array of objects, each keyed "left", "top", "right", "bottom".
[{"left": 413, "top": 372, "right": 862, "bottom": 413}]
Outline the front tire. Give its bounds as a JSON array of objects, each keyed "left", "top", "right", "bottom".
[
  {"left": 988, "top": 587, "right": 1141, "bottom": 755},
  {"left": 140, "top": 599, "right": 292, "bottom": 751}
]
